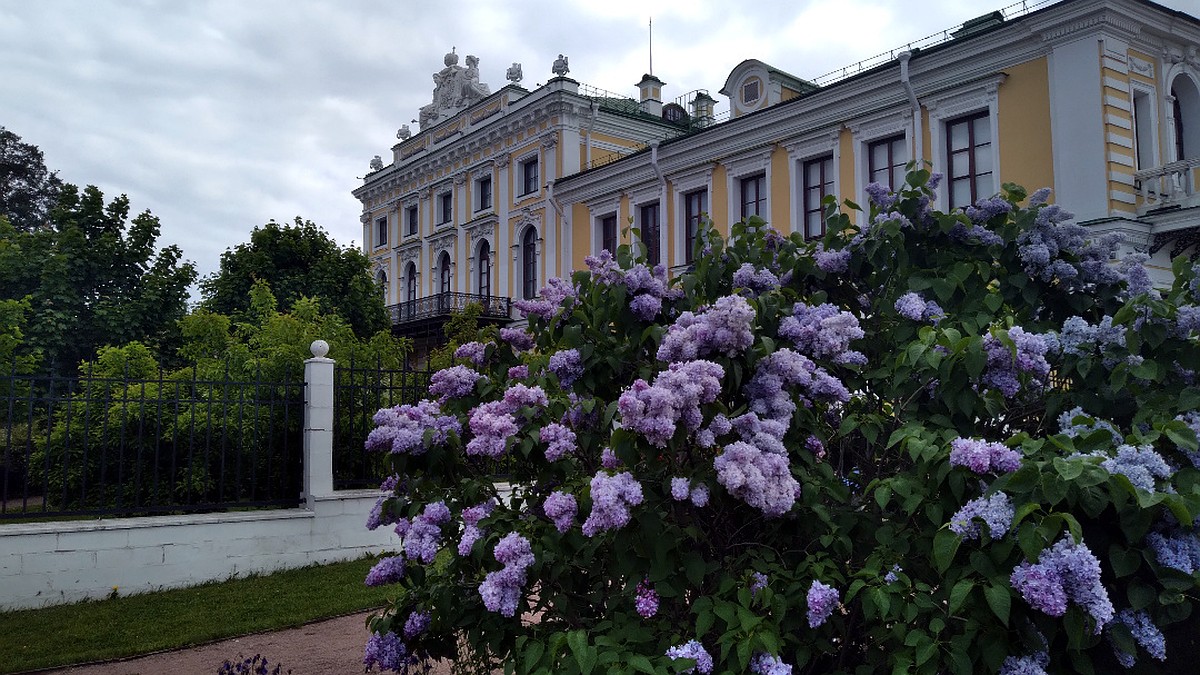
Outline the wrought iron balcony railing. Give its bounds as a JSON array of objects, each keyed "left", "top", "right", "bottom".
[
  {"left": 388, "top": 292, "right": 513, "bottom": 325},
  {"left": 1134, "top": 157, "right": 1200, "bottom": 213}
]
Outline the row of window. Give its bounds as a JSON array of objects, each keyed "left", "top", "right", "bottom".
[{"left": 386, "top": 226, "right": 542, "bottom": 305}]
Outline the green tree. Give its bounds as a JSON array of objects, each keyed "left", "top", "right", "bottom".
[
  {"left": 200, "top": 217, "right": 388, "bottom": 339},
  {"left": 0, "top": 185, "right": 197, "bottom": 372},
  {"left": 0, "top": 127, "right": 63, "bottom": 232}
]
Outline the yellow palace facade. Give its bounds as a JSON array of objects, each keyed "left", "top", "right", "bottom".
[{"left": 355, "top": 0, "right": 1200, "bottom": 342}]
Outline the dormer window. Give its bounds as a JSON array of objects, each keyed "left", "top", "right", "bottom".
[{"left": 742, "top": 80, "right": 760, "bottom": 105}]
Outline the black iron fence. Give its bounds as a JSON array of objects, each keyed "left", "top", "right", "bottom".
[
  {"left": 333, "top": 355, "right": 432, "bottom": 490},
  {"left": 1, "top": 364, "right": 305, "bottom": 520}
]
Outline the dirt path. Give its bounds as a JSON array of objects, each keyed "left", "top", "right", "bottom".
[{"left": 39, "top": 611, "right": 453, "bottom": 675}]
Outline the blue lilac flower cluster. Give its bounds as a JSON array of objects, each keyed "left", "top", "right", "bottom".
[
  {"left": 548, "top": 348, "right": 584, "bottom": 388},
  {"left": 514, "top": 276, "right": 577, "bottom": 321},
  {"left": 1117, "top": 252, "right": 1157, "bottom": 299},
  {"left": 1010, "top": 537, "right": 1114, "bottom": 630},
  {"left": 778, "top": 302, "right": 866, "bottom": 365},
  {"left": 398, "top": 501, "right": 452, "bottom": 564},
  {"left": 465, "top": 384, "right": 548, "bottom": 457},
  {"left": 1177, "top": 304, "right": 1200, "bottom": 337},
  {"left": 965, "top": 195, "right": 1012, "bottom": 224},
  {"left": 980, "top": 327, "right": 1053, "bottom": 398},
  {"left": 1108, "top": 609, "right": 1167, "bottom": 667},
  {"left": 623, "top": 263, "right": 676, "bottom": 321},
  {"left": 750, "top": 653, "right": 793, "bottom": 675},
  {"left": 403, "top": 610, "right": 431, "bottom": 639},
  {"left": 949, "top": 492, "right": 1014, "bottom": 540},
  {"left": 750, "top": 572, "right": 769, "bottom": 596},
  {"left": 1146, "top": 521, "right": 1200, "bottom": 574},
  {"left": 1178, "top": 412, "right": 1200, "bottom": 468},
  {"left": 366, "top": 401, "right": 461, "bottom": 456},
  {"left": 733, "top": 263, "right": 781, "bottom": 296},
  {"left": 364, "top": 556, "right": 406, "bottom": 587},
  {"left": 893, "top": 292, "right": 943, "bottom": 323},
  {"left": 1015, "top": 203, "right": 1122, "bottom": 289},
  {"left": 428, "top": 365, "right": 483, "bottom": 402},
  {"left": 618, "top": 360, "right": 724, "bottom": 447},
  {"left": 884, "top": 565, "right": 901, "bottom": 584},
  {"left": 865, "top": 182, "right": 898, "bottom": 211},
  {"left": 949, "top": 437, "right": 1022, "bottom": 474},
  {"left": 1057, "top": 315, "right": 1126, "bottom": 361},
  {"left": 1095, "top": 444, "right": 1172, "bottom": 492},
  {"left": 581, "top": 471, "right": 644, "bottom": 536},
  {"left": 665, "top": 640, "right": 713, "bottom": 674},
  {"left": 478, "top": 532, "right": 535, "bottom": 617},
  {"left": 998, "top": 652, "right": 1048, "bottom": 675},
  {"left": 806, "top": 580, "right": 840, "bottom": 628},
  {"left": 1057, "top": 407, "right": 1123, "bottom": 444},
  {"left": 714, "top": 439, "right": 798, "bottom": 517},
  {"left": 453, "top": 341, "right": 491, "bottom": 365},
  {"left": 363, "top": 631, "right": 407, "bottom": 672},
  {"left": 657, "top": 295, "right": 756, "bottom": 362},
  {"left": 634, "top": 578, "right": 659, "bottom": 618},
  {"left": 542, "top": 491, "right": 577, "bottom": 533},
  {"left": 540, "top": 422, "right": 577, "bottom": 461},
  {"left": 499, "top": 326, "right": 534, "bottom": 351},
  {"left": 458, "top": 499, "right": 495, "bottom": 556},
  {"left": 813, "top": 244, "right": 851, "bottom": 273}
]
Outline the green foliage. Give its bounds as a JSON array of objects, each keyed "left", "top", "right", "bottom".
[
  {"left": 200, "top": 217, "right": 388, "bottom": 339},
  {"left": 427, "top": 302, "right": 498, "bottom": 372},
  {"left": 0, "top": 126, "right": 63, "bottom": 232},
  {"left": 365, "top": 170, "right": 1200, "bottom": 674}
]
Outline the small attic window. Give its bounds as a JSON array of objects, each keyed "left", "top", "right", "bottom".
[{"left": 742, "top": 79, "right": 761, "bottom": 105}]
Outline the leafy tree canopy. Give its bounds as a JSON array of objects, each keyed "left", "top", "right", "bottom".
[
  {"left": 0, "top": 126, "right": 63, "bottom": 232},
  {"left": 200, "top": 217, "right": 388, "bottom": 339}
]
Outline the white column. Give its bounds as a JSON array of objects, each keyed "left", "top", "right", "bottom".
[{"left": 303, "top": 340, "right": 335, "bottom": 509}]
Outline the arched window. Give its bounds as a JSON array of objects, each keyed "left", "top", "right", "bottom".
[
  {"left": 477, "top": 240, "right": 491, "bottom": 297},
  {"left": 405, "top": 262, "right": 417, "bottom": 303},
  {"left": 376, "top": 269, "right": 388, "bottom": 304},
  {"left": 439, "top": 252, "right": 452, "bottom": 294},
  {"left": 1171, "top": 75, "right": 1200, "bottom": 161},
  {"left": 522, "top": 227, "right": 538, "bottom": 300}
]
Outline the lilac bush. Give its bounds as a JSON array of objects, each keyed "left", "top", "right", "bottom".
[{"left": 360, "top": 172, "right": 1200, "bottom": 674}]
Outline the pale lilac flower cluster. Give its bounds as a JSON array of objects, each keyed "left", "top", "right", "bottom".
[
  {"left": 948, "top": 221, "right": 1005, "bottom": 247},
  {"left": 515, "top": 276, "right": 576, "bottom": 321},
  {"left": 634, "top": 578, "right": 659, "bottom": 617},
  {"left": 949, "top": 437, "right": 1022, "bottom": 474},
  {"left": 1177, "top": 305, "right": 1200, "bottom": 337},
  {"left": 365, "top": 556, "right": 406, "bottom": 587},
  {"left": 366, "top": 496, "right": 395, "bottom": 531},
  {"left": 1108, "top": 609, "right": 1166, "bottom": 667},
  {"left": 690, "top": 484, "right": 709, "bottom": 506},
  {"left": 542, "top": 491, "right": 577, "bottom": 533},
  {"left": 1029, "top": 187, "right": 1052, "bottom": 207},
  {"left": 584, "top": 250, "right": 624, "bottom": 286},
  {"left": 965, "top": 195, "right": 1012, "bottom": 224},
  {"left": 403, "top": 501, "right": 452, "bottom": 563},
  {"left": 478, "top": 533, "right": 535, "bottom": 617},
  {"left": 714, "top": 441, "right": 799, "bottom": 517},
  {"left": 806, "top": 435, "right": 826, "bottom": 460},
  {"left": 778, "top": 302, "right": 866, "bottom": 365},
  {"left": 1118, "top": 253, "right": 1157, "bottom": 299},
  {"left": 454, "top": 341, "right": 490, "bottom": 365},
  {"left": 1057, "top": 315, "right": 1125, "bottom": 359},
  {"left": 548, "top": 348, "right": 583, "bottom": 388},
  {"left": 581, "top": 471, "right": 644, "bottom": 536},
  {"left": 998, "top": 652, "right": 1048, "bottom": 675},
  {"left": 665, "top": 640, "right": 713, "bottom": 674},
  {"left": 1177, "top": 412, "right": 1200, "bottom": 468},
  {"left": 618, "top": 360, "right": 724, "bottom": 447},
  {"left": 746, "top": 349, "right": 850, "bottom": 426},
  {"left": 458, "top": 499, "right": 495, "bottom": 556},
  {"left": 428, "top": 365, "right": 482, "bottom": 402},
  {"left": 403, "top": 610, "right": 431, "bottom": 639},
  {"left": 657, "top": 295, "right": 756, "bottom": 361},
  {"left": 814, "top": 245, "right": 851, "bottom": 273},
  {"left": 601, "top": 447, "right": 621, "bottom": 469},
  {"left": 1016, "top": 204, "right": 1123, "bottom": 289},
  {"left": 540, "top": 422, "right": 577, "bottom": 461},
  {"left": 1096, "top": 444, "right": 1172, "bottom": 492},
  {"left": 750, "top": 653, "right": 793, "bottom": 675},
  {"left": 363, "top": 631, "right": 406, "bottom": 672},
  {"left": 465, "top": 384, "right": 549, "bottom": 457},
  {"left": 625, "top": 263, "right": 675, "bottom": 321},
  {"left": 504, "top": 383, "right": 550, "bottom": 409},
  {"left": 980, "top": 327, "right": 1053, "bottom": 398},
  {"left": 865, "top": 182, "right": 897, "bottom": 211},
  {"left": 366, "top": 401, "right": 461, "bottom": 456},
  {"left": 894, "top": 292, "right": 943, "bottom": 323},
  {"left": 949, "top": 492, "right": 1014, "bottom": 540},
  {"left": 1146, "top": 527, "right": 1200, "bottom": 574},
  {"left": 806, "top": 580, "right": 840, "bottom": 628},
  {"left": 499, "top": 327, "right": 535, "bottom": 351},
  {"left": 1011, "top": 537, "right": 1114, "bottom": 630},
  {"left": 733, "top": 263, "right": 780, "bottom": 296},
  {"left": 1057, "top": 407, "right": 1123, "bottom": 444},
  {"left": 507, "top": 364, "right": 528, "bottom": 380},
  {"left": 884, "top": 564, "right": 901, "bottom": 584},
  {"left": 669, "top": 477, "right": 709, "bottom": 506},
  {"left": 696, "top": 413, "right": 732, "bottom": 449},
  {"left": 751, "top": 572, "right": 769, "bottom": 596}
]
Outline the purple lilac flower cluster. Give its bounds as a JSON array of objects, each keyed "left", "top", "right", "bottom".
[
  {"left": 669, "top": 477, "right": 709, "bottom": 506},
  {"left": 806, "top": 580, "right": 840, "bottom": 628},
  {"left": 458, "top": 499, "right": 495, "bottom": 556},
  {"left": 1057, "top": 407, "right": 1123, "bottom": 444},
  {"left": 465, "top": 384, "right": 549, "bottom": 457},
  {"left": 1016, "top": 203, "right": 1123, "bottom": 289},
  {"left": 401, "top": 501, "right": 452, "bottom": 563},
  {"left": 1094, "top": 444, "right": 1172, "bottom": 492},
  {"left": 403, "top": 610, "right": 431, "bottom": 639},
  {"left": 750, "top": 572, "right": 769, "bottom": 596},
  {"left": 366, "top": 401, "right": 461, "bottom": 456},
  {"left": 453, "top": 341, "right": 491, "bottom": 365},
  {"left": 540, "top": 422, "right": 577, "bottom": 461},
  {"left": 980, "top": 327, "right": 1053, "bottom": 398},
  {"left": 1117, "top": 253, "right": 1157, "bottom": 299},
  {"left": 1057, "top": 315, "right": 1126, "bottom": 360},
  {"left": 366, "top": 496, "right": 395, "bottom": 531},
  {"left": 657, "top": 295, "right": 756, "bottom": 362},
  {"left": 542, "top": 491, "right": 577, "bottom": 533},
  {"left": 618, "top": 360, "right": 724, "bottom": 447},
  {"left": 601, "top": 447, "right": 621, "bottom": 469},
  {"left": 548, "top": 348, "right": 583, "bottom": 388},
  {"left": 634, "top": 578, "right": 659, "bottom": 618},
  {"left": 813, "top": 245, "right": 851, "bottom": 273},
  {"left": 478, "top": 533, "right": 535, "bottom": 617},
  {"left": 884, "top": 564, "right": 901, "bottom": 584},
  {"left": 714, "top": 440, "right": 799, "bottom": 517},
  {"left": 1010, "top": 537, "right": 1114, "bottom": 631},
  {"left": 364, "top": 556, "right": 406, "bottom": 587},
  {"left": 515, "top": 276, "right": 577, "bottom": 321},
  {"left": 745, "top": 349, "right": 850, "bottom": 424},
  {"left": 965, "top": 195, "right": 1013, "bottom": 224},
  {"left": 507, "top": 364, "right": 528, "bottom": 380},
  {"left": 625, "top": 263, "right": 679, "bottom": 321},
  {"left": 1177, "top": 412, "right": 1200, "bottom": 468},
  {"left": 428, "top": 365, "right": 482, "bottom": 402},
  {"left": 581, "top": 471, "right": 644, "bottom": 536},
  {"left": 778, "top": 302, "right": 866, "bottom": 365},
  {"left": 363, "top": 631, "right": 407, "bottom": 672},
  {"left": 584, "top": 250, "right": 624, "bottom": 285},
  {"left": 733, "top": 263, "right": 781, "bottom": 296},
  {"left": 949, "top": 437, "right": 1022, "bottom": 474},
  {"left": 998, "top": 652, "right": 1048, "bottom": 675},
  {"left": 865, "top": 182, "right": 897, "bottom": 211},
  {"left": 948, "top": 220, "right": 1005, "bottom": 247},
  {"left": 665, "top": 640, "right": 713, "bottom": 674},
  {"left": 750, "top": 653, "right": 793, "bottom": 675},
  {"left": 1108, "top": 609, "right": 1167, "bottom": 667},
  {"left": 1146, "top": 526, "right": 1200, "bottom": 574},
  {"left": 1177, "top": 305, "right": 1200, "bottom": 337},
  {"left": 949, "top": 492, "right": 1014, "bottom": 540},
  {"left": 499, "top": 327, "right": 535, "bottom": 351},
  {"left": 894, "top": 292, "right": 944, "bottom": 323}
]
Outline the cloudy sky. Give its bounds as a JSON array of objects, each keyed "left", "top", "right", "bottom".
[{"left": 1, "top": 0, "right": 1191, "bottom": 294}]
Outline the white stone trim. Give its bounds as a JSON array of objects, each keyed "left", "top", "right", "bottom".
[
  {"left": 784, "top": 128, "right": 842, "bottom": 237},
  {"left": 670, "top": 165, "right": 714, "bottom": 265},
  {"left": 722, "top": 149, "right": 773, "bottom": 227},
  {"left": 927, "top": 74, "right": 1005, "bottom": 210}
]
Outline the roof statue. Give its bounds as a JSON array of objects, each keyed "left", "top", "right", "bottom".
[
  {"left": 396, "top": 124, "right": 411, "bottom": 140},
  {"left": 552, "top": 54, "right": 569, "bottom": 77},
  {"left": 369, "top": 155, "right": 383, "bottom": 172},
  {"left": 418, "top": 48, "right": 493, "bottom": 128},
  {"left": 506, "top": 62, "right": 524, "bottom": 84}
]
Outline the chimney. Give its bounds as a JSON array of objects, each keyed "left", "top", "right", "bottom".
[
  {"left": 690, "top": 91, "right": 716, "bottom": 127},
  {"left": 637, "top": 73, "right": 664, "bottom": 116}
]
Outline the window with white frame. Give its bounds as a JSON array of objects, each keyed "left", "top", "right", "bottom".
[
  {"left": 438, "top": 252, "right": 452, "bottom": 294},
  {"left": 375, "top": 216, "right": 388, "bottom": 247},
  {"left": 683, "top": 189, "right": 707, "bottom": 265},
  {"left": 639, "top": 202, "right": 660, "bottom": 265},
  {"left": 867, "top": 134, "right": 908, "bottom": 191},
  {"left": 1170, "top": 73, "right": 1200, "bottom": 161},
  {"left": 600, "top": 214, "right": 618, "bottom": 254},
  {"left": 802, "top": 155, "right": 834, "bottom": 240},
  {"left": 740, "top": 174, "right": 765, "bottom": 220},
  {"left": 438, "top": 191, "right": 453, "bottom": 225},
  {"left": 521, "top": 227, "right": 539, "bottom": 300},
  {"left": 405, "top": 262, "right": 417, "bottom": 303},
  {"left": 405, "top": 204, "right": 419, "bottom": 236},
  {"left": 520, "top": 157, "right": 539, "bottom": 196},
  {"left": 946, "top": 111, "right": 993, "bottom": 209},
  {"left": 476, "top": 175, "right": 493, "bottom": 212},
  {"left": 724, "top": 151, "right": 771, "bottom": 227},
  {"left": 476, "top": 240, "right": 491, "bottom": 297}
]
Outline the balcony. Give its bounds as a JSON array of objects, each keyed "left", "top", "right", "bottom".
[
  {"left": 1134, "top": 158, "right": 1200, "bottom": 214},
  {"left": 388, "top": 292, "right": 512, "bottom": 327}
]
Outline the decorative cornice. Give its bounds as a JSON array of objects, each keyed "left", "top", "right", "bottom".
[
  {"left": 399, "top": 245, "right": 421, "bottom": 267},
  {"left": 428, "top": 230, "right": 458, "bottom": 254},
  {"left": 1128, "top": 54, "right": 1155, "bottom": 78},
  {"left": 465, "top": 218, "right": 497, "bottom": 246},
  {"left": 1040, "top": 10, "right": 1142, "bottom": 42}
]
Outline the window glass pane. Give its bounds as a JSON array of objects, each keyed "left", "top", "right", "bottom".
[
  {"left": 951, "top": 152, "right": 969, "bottom": 179},
  {"left": 975, "top": 175, "right": 991, "bottom": 201},
  {"left": 951, "top": 178, "right": 972, "bottom": 209},
  {"left": 974, "top": 148, "right": 993, "bottom": 176},
  {"left": 973, "top": 115, "right": 990, "bottom": 142},
  {"left": 949, "top": 122, "right": 969, "bottom": 151}
]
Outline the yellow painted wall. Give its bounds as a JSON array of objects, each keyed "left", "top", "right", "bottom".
[
  {"left": 997, "top": 57, "right": 1056, "bottom": 202},
  {"left": 710, "top": 164, "right": 729, "bottom": 236},
  {"left": 571, "top": 203, "right": 591, "bottom": 270},
  {"left": 770, "top": 145, "right": 790, "bottom": 230}
]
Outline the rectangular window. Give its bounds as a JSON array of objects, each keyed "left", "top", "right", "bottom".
[
  {"left": 740, "top": 174, "right": 765, "bottom": 220},
  {"left": 684, "top": 189, "right": 708, "bottom": 264},
  {"left": 375, "top": 216, "right": 388, "bottom": 247},
  {"left": 601, "top": 214, "right": 617, "bottom": 253},
  {"left": 867, "top": 134, "right": 908, "bottom": 191},
  {"left": 1132, "top": 90, "right": 1154, "bottom": 170},
  {"left": 520, "top": 157, "right": 539, "bottom": 196},
  {"left": 946, "top": 111, "right": 993, "bottom": 209},
  {"left": 802, "top": 155, "right": 834, "bottom": 239},
  {"left": 476, "top": 176, "right": 492, "bottom": 211},
  {"left": 406, "top": 205, "right": 419, "bottom": 236},
  {"left": 438, "top": 192, "right": 453, "bottom": 225},
  {"left": 639, "top": 203, "right": 660, "bottom": 266}
]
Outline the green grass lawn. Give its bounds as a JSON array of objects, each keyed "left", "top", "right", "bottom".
[{"left": 0, "top": 556, "right": 395, "bottom": 674}]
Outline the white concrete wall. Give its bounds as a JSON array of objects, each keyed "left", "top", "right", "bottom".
[{"left": 0, "top": 491, "right": 400, "bottom": 610}]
